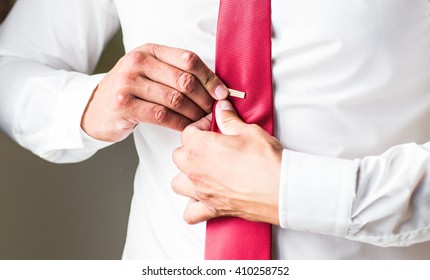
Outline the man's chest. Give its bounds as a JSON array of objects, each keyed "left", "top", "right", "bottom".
[{"left": 114, "top": 0, "right": 430, "bottom": 48}]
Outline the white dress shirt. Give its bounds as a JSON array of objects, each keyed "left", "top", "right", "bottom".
[{"left": 1, "top": 0, "right": 430, "bottom": 259}]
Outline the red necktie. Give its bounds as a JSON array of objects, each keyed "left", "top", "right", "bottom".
[{"left": 206, "top": 0, "right": 273, "bottom": 260}]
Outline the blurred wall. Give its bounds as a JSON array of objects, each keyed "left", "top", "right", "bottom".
[{"left": 0, "top": 26, "right": 137, "bottom": 259}]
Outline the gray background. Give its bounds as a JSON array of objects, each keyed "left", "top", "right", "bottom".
[{"left": 0, "top": 28, "right": 138, "bottom": 259}]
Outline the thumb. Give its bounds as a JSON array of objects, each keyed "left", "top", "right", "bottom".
[{"left": 215, "top": 100, "right": 246, "bottom": 135}]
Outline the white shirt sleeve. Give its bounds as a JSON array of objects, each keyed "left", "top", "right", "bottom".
[
  {"left": 279, "top": 142, "right": 430, "bottom": 247},
  {"left": 0, "top": 0, "right": 120, "bottom": 163}
]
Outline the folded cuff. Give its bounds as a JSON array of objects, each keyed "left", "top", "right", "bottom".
[{"left": 279, "top": 149, "right": 359, "bottom": 237}]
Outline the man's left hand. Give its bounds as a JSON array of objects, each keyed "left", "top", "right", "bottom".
[{"left": 172, "top": 100, "right": 283, "bottom": 225}]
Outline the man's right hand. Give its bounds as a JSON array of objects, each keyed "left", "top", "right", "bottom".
[{"left": 81, "top": 43, "right": 228, "bottom": 142}]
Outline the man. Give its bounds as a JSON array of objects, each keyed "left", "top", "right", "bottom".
[{"left": 1, "top": 0, "right": 430, "bottom": 259}]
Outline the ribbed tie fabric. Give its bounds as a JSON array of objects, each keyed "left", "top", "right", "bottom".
[{"left": 206, "top": 0, "right": 273, "bottom": 260}]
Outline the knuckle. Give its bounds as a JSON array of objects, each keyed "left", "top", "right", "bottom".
[
  {"left": 270, "top": 136, "right": 284, "bottom": 151},
  {"left": 210, "top": 207, "right": 223, "bottom": 218},
  {"left": 181, "top": 51, "right": 200, "bottom": 71},
  {"left": 153, "top": 106, "right": 170, "bottom": 123},
  {"left": 187, "top": 171, "right": 202, "bottom": 184},
  {"left": 143, "top": 42, "right": 156, "bottom": 50},
  {"left": 184, "top": 146, "right": 196, "bottom": 161},
  {"left": 118, "top": 72, "right": 138, "bottom": 87},
  {"left": 114, "top": 90, "right": 131, "bottom": 110},
  {"left": 168, "top": 90, "right": 186, "bottom": 110},
  {"left": 248, "top": 124, "right": 262, "bottom": 134},
  {"left": 244, "top": 123, "right": 266, "bottom": 138},
  {"left": 195, "top": 191, "right": 210, "bottom": 202},
  {"left": 177, "top": 72, "right": 197, "bottom": 93},
  {"left": 125, "top": 51, "right": 149, "bottom": 67},
  {"left": 144, "top": 43, "right": 160, "bottom": 55}
]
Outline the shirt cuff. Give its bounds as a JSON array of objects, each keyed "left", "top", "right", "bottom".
[
  {"left": 80, "top": 127, "right": 114, "bottom": 150},
  {"left": 48, "top": 73, "right": 106, "bottom": 151},
  {"left": 278, "top": 149, "right": 359, "bottom": 237}
]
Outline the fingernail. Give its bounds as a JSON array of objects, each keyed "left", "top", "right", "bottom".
[
  {"left": 217, "top": 100, "right": 235, "bottom": 111},
  {"left": 214, "top": 85, "right": 228, "bottom": 99}
]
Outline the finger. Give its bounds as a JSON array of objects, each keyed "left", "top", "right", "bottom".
[
  {"left": 144, "top": 44, "right": 229, "bottom": 100},
  {"left": 128, "top": 99, "right": 192, "bottom": 131},
  {"left": 131, "top": 77, "right": 206, "bottom": 121},
  {"left": 215, "top": 100, "right": 247, "bottom": 135},
  {"left": 187, "top": 113, "right": 212, "bottom": 131},
  {"left": 129, "top": 53, "right": 215, "bottom": 113},
  {"left": 180, "top": 113, "right": 212, "bottom": 145},
  {"left": 181, "top": 114, "right": 215, "bottom": 147},
  {"left": 171, "top": 172, "right": 197, "bottom": 199},
  {"left": 183, "top": 198, "right": 216, "bottom": 224},
  {"left": 172, "top": 146, "right": 187, "bottom": 173}
]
